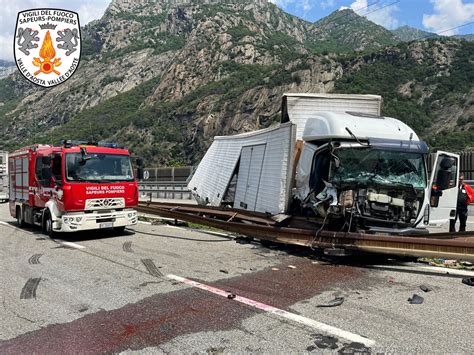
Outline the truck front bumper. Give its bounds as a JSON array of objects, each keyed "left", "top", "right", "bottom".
[{"left": 54, "top": 209, "right": 138, "bottom": 232}]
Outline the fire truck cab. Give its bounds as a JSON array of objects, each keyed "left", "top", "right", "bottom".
[{"left": 9, "top": 141, "right": 140, "bottom": 236}]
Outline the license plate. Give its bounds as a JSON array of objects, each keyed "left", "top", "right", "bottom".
[{"left": 100, "top": 222, "right": 114, "bottom": 229}]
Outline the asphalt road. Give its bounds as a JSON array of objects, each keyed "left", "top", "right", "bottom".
[{"left": 0, "top": 204, "right": 473, "bottom": 354}]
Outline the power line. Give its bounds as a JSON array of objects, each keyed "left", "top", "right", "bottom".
[{"left": 420, "top": 21, "right": 474, "bottom": 40}]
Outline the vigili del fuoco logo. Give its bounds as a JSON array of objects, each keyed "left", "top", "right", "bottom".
[{"left": 14, "top": 9, "right": 81, "bottom": 88}]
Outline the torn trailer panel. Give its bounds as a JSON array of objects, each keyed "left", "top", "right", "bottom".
[{"left": 187, "top": 122, "right": 296, "bottom": 215}]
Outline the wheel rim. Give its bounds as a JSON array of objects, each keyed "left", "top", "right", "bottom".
[{"left": 46, "top": 218, "right": 51, "bottom": 233}]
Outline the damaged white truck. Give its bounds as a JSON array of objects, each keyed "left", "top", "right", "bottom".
[{"left": 188, "top": 94, "right": 459, "bottom": 235}]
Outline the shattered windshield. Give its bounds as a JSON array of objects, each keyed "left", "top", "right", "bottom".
[
  {"left": 66, "top": 153, "right": 134, "bottom": 183},
  {"left": 331, "top": 148, "right": 426, "bottom": 189}
]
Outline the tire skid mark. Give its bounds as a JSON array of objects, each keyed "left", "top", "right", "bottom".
[
  {"left": 20, "top": 278, "right": 42, "bottom": 300},
  {"left": 28, "top": 254, "right": 43, "bottom": 265},
  {"left": 141, "top": 259, "right": 163, "bottom": 277},
  {"left": 123, "top": 241, "right": 133, "bottom": 253}
]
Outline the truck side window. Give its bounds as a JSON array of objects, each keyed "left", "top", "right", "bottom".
[
  {"left": 35, "top": 157, "right": 43, "bottom": 181},
  {"left": 52, "top": 155, "right": 62, "bottom": 181},
  {"left": 432, "top": 156, "right": 457, "bottom": 191},
  {"left": 309, "top": 152, "right": 330, "bottom": 194},
  {"left": 35, "top": 156, "right": 52, "bottom": 187}
]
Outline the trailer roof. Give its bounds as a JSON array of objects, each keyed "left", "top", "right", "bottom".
[{"left": 282, "top": 93, "right": 383, "bottom": 139}]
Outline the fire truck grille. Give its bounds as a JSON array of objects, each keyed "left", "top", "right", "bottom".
[{"left": 85, "top": 198, "right": 125, "bottom": 210}]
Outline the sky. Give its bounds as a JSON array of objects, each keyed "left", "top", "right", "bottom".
[{"left": 1, "top": 0, "right": 473, "bottom": 61}]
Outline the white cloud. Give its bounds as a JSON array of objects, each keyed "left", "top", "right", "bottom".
[
  {"left": 269, "top": 0, "right": 313, "bottom": 14},
  {"left": 0, "top": 0, "right": 109, "bottom": 61},
  {"left": 340, "top": 0, "right": 399, "bottom": 29},
  {"left": 423, "top": 0, "right": 474, "bottom": 35}
]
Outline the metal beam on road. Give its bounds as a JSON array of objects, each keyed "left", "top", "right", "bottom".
[{"left": 137, "top": 202, "right": 474, "bottom": 262}]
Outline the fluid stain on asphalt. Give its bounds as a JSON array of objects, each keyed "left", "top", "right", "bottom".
[{"left": 0, "top": 260, "right": 371, "bottom": 353}]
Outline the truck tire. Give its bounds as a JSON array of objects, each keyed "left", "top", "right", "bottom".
[
  {"left": 43, "top": 211, "right": 57, "bottom": 238},
  {"left": 16, "top": 207, "right": 25, "bottom": 228}
]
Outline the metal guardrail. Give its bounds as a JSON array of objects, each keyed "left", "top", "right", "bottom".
[
  {"left": 139, "top": 181, "right": 193, "bottom": 201},
  {"left": 137, "top": 202, "right": 474, "bottom": 262}
]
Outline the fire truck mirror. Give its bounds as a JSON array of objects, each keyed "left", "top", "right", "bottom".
[{"left": 137, "top": 166, "right": 144, "bottom": 180}]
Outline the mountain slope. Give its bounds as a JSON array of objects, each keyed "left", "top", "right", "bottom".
[
  {"left": 308, "top": 9, "right": 399, "bottom": 53},
  {"left": 0, "top": 0, "right": 472, "bottom": 165},
  {"left": 392, "top": 25, "right": 437, "bottom": 42}
]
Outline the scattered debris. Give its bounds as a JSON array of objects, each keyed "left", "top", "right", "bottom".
[
  {"left": 311, "top": 261, "right": 319, "bottom": 265},
  {"left": 287, "top": 265, "right": 296, "bottom": 269},
  {"left": 462, "top": 277, "right": 474, "bottom": 286},
  {"left": 219, "top": 269, "right": 229, "bottom": 274},
  {"left": 338, "top": 342, "right": 371, "bottom": 354},
  {"left": 207, "top": 347, "right": 225, "bottom": 355},
  {"left": 311, "top": 334, "right": 339, "bottom": 350},
  {"left": 139, "top": 281, "right": 163, "bottom": 287},
  {"left": 417, "top": 258, "right": 473, "bottom": 270},
  {"left": 408, "top": 294, "right": 424, "bottom": 304},
  {"left": 388, "top": 276, "right": 396, "bottom": 283},
  {"left": 227, "top": 293, "right": 236, "bottom": 300},
  {"left": 271, "top": 267, "right": 279, "bottom": 271},
  {"left": 235, "top": 236, "right": 252, "bottom": 244},
  {"left": 317, "top": 296, "right": 344, "bottom": 308},
  {"left": 420, "top": 284, "right": 432, "bottom": 293}
]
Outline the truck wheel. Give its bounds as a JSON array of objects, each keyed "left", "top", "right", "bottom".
[
  {"left": 16, "top": 207, "right": 25, "bottom": 228},
  {"left": 114, "top": 226, "right": 126, "bottom": 234},
  {"left": 43, "top": 211, "right": 56, "bottom": 238}
]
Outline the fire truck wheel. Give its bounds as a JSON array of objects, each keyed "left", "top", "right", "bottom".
[
  {"left": 43, "top": 211, "right": 56, "bottom": 238},
  {"left": 114, "top": 226, "right": 126, "bottom": 234},
  {"left": 16, "top": 207, "right": 25, "bottom": 228}
]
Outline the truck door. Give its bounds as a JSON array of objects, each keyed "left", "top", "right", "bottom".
[
  {"left": 428, "top": 151, "right": 460, "bottom": 227},
  {"left": 234, "top": 144, "right": 266, "bottom": 211}
]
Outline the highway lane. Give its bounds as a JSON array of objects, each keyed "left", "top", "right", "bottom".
[{"left": 0, "top": 204, "right": 473, "bottom": 353}]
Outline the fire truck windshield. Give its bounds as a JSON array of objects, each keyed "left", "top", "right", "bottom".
[{"left": 66, "top": 153, "right": 134, "bottom": 183}]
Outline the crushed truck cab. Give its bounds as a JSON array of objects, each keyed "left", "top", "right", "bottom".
[{"left": 9, "top": 141, "right": 139, "bottom": 235}]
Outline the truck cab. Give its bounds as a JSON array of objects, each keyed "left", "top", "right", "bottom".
[
  {"left": 294, "top": 111, "right": 459, "bottom": 234},
  {"left": 9, "top": 141, "right": 140, "bottom": 236}
]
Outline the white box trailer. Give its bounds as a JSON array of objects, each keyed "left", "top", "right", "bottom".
[
  {"left": 188, "top": 122, "right": 296, "bottom": 215},
  {"left": 0, "top": 151, "right": 8, "bottom": 202}
]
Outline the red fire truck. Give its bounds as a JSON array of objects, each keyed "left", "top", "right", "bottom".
[{"left": 8, "top": 141, "right": 143, "bottom": 236}]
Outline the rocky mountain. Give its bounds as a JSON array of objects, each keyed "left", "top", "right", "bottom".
[
  {"left": 392, "top": 25, "right": 437, "bottom": 42},
  {"left": 0, "top": 0, "right": 472, "bottom": 165},
  {"left": 0, "top": 60, "right": 15, "bottom": 79},
  {"left": 454, "top": 34, "right": 474, "bottom": 42},
  {"left": 309, "top": 9, "right": 399, "bottom": 52}
]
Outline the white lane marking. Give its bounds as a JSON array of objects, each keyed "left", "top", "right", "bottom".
[
  {"left": 166, "top": 274, "right": 375, "bottom": 347},
  {"left": 371, "top": 264, "right": 474, "bottom": 277},
  {"left": 0, "top": 221, "right": 9, "bottom": 226},
  {"left": 56, "top": 241, "right": 86, "bottom": 250}
]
